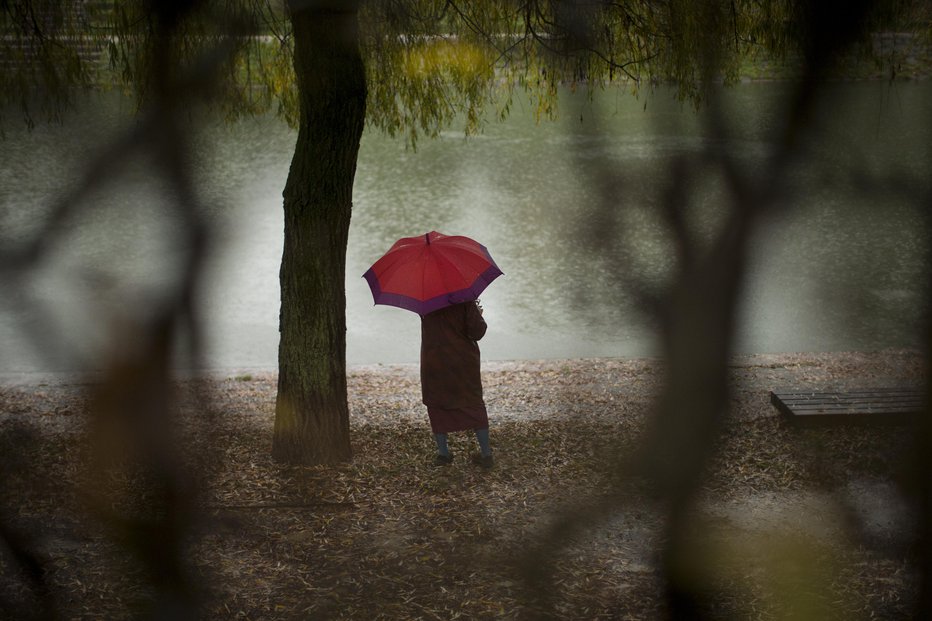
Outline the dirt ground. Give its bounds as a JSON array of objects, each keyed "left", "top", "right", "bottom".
[{"left": 0, "top": 349, "right": 926, "bottom": 619}]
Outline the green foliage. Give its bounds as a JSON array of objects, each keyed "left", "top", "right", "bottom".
[
  {"left": 2, "top": 0, "right": 930, "bottom": 139},
  {"left": 103, "top": 1, "right": 270, "bottom": 115},
  {"left": 365, "top": 36, "right": 497, "bottom": 145},
  {"left": 0, "top": 0, "right": 101, "bottom": 130}
]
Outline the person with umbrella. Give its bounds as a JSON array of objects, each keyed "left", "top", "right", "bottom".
[
  {"left": 363, "top": 231, "right": 502, "bottom": 469},
  {"left": 420, "top": 296, "right": 493, "bottom": 468}
]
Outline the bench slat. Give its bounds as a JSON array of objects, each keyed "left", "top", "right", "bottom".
[{"left": 770, "top": 388, "right": 924, "bottom": 426}]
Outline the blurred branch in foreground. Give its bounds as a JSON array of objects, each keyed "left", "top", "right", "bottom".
[
  {"left": 517, "top": 0, "right": 932, "bottom": 618},
  {"left": 0, "top": 1, "right": 247, "bottom": 618}
]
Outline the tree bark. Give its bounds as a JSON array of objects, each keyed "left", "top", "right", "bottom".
[{"left": 272, "top": 1, "right": 365, "bottom": 465}]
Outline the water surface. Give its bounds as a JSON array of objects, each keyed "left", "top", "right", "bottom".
[{"left": 1, "top": 81, "right": 929, "bottom": 373}]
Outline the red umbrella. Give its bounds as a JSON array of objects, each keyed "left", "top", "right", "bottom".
[{"left": 363, "top": 231, "right": 503, "bottom": 315}]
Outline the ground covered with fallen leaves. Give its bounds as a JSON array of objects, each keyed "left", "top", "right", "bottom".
[{"left": 0, "top": 350, "right": 926, "bottom": 619}]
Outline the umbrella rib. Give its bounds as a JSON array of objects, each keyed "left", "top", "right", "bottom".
[{"left": 432, "top": 248, "right": 470, "bottom": 291}]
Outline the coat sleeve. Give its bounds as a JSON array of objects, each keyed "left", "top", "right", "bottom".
[{"left": 464, "top": 302, "right": 487, "bottom": 341}]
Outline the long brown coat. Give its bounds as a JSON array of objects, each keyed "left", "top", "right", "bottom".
[{"left": 420, "top": 301, "right": 487, "bottom": 409}]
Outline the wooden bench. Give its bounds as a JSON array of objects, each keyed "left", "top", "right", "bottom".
[{"left": 770, "top": 388, "right": 924, "bottom": 426}]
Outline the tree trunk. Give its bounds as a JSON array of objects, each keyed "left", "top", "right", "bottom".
[{"left": 272, "top": 1, "right": 365, "bottom": 465}]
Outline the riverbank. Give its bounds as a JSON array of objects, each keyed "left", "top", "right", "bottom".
[{"left": 0, "top": 349, "right": 926, "bottom": 618}]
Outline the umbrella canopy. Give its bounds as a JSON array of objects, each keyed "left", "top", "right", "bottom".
[{"left": 363, "top": 231, "right": 503, "bottom": 315}]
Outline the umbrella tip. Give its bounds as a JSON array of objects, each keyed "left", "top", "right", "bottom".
[{"left": 425, "top": 232, "right": 430, "bottom": 245}]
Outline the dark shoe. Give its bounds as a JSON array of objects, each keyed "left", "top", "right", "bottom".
[
  {"left": 471, "top": 453, "right": 494, "bottom": 470},
  {"left": 432, "top": 453, "right": 454, "bottom": 467}
]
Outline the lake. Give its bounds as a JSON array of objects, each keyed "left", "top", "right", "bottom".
[{"left": 1, "top": 80, "right": 929, "bottom": 374}]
